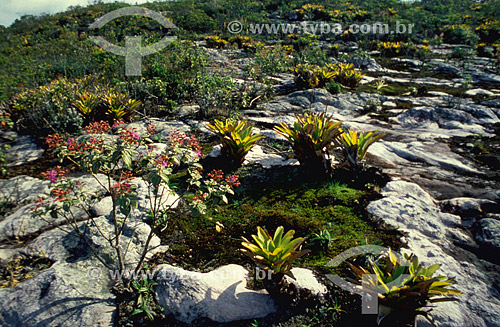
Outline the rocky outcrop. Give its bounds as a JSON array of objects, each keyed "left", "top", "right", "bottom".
[
  {"left": 367, "top": 180, "right": 500, "bottom": 327},
  {"left": 1, "top": 131, "right": 44, "bottom": 167},
  {"left": 0, "top": 260, "right": 115, "bottom": 327},
  {"left": 394, "top": 106, "right": 498, "bottom": 136},
  {"left": 0, "top": 173, "right": 166, "bottom": 327}
]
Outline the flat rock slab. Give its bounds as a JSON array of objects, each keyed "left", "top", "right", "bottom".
[
  {"left": 155, "top": 264, "right": 277, "bottom": 323},
  {"left": 368, "top": 140, "right": 480, "bottom": 174},
  {"left": 0, "top": 174, "right": 111, "bottom": 240},
  {"left": 0, "top": 176, "right": 50, "bottom": 209},
  {"left": 5, "top": 135, "right": 44, "bottom": 167},
  {"left": 0, "top": 172, "right": 170, "bottom": 327},
  {"left": 208, "top": 145, "right": 298, "bottom": 169},
  {"left": 243, "top": 145, "right": 298, "bottom": 168},
  {"left": 395, "top": 106, "right": 499, "bottom": 136},
  {"left": 0, "top": 260, "right": 115, "bottom": 327},
  {"left": 125, "top": 120, "right": 192, "bottom": 137}
]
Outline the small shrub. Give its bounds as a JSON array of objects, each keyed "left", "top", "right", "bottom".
[
  {"left": 254, "top": 45, "right": 292, "bottom": 75},
  {"left": 292, "top": 64, "right": 330, "bottom": 89},
  {"left": 206, "top": 119, "right": 263, "bottom": 168},
  {"left": 308, "top": 229, "right": 333, "bottom": 253},
  {"left": 442, "top": 24, "right": 480, "bottom": 46},
  {"left": 204, "top": 35, "right": 229, "bottom": 49},
  {"left": 9, "top": 78, "right": 84, "bottom": 135},
  {"left": 205, "top": 35, "right": 263, "bottom": 53},
  {"left": 378, "top": 41, "right": 426, "bottom": 58},
  {"left": 292, "top": 43, "right": 328, "bottom": 66},
  {"left": 136, "top": 40, "right": 208, "bottom": 105},
  {"left": 293, "top": 63, "right": 363, "bottom": 89},
  {"left": 475, "top": 19, "right": 500, "bottom": 44},
  {"left": 287, "top": 33, "right": 319, "bottom": 52},
  {"left": 194, "top": 72, "right": 236, "bottom": 118},
  {"left": 325, "top": 81, "right": 343, "bottom": 94},
  {"left": 0, "top": 144, "right": 10, "bottom": 176},
  {"left": 295, "top": 4, "right": 330, "bottom": 21},
  {"left": 450, "top": 46, "right": 477, "bottom": 59},
  {"left": 74, "top": 89, "right": 141, "bottom": 124},
  {"left": 330, "top": 63, "right": 364, "bottom": 88},
  {"left": 34, "top": 123, "right": 238, "bottom": 285},
  {"left": 130, "top": 276, "right": 162, "bottom": 321}
]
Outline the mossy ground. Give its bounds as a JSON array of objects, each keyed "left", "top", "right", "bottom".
[
  {"left": 157, "top": 165, "right": 402, "bottom": 276},
  {"left": 140, "top": 165, "right": 406, "bottom": 327}
]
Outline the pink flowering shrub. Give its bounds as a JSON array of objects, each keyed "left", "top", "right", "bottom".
[{"left": 33, "top": 121, "right": 239, "bottom": 282}]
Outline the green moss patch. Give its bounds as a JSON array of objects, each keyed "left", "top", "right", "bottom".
[{"left": 161, "top": 178, "right": 401, "bottom": 274}]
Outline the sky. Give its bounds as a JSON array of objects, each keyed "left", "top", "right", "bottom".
[{"left": 0, "top": 0, "right": 155, "bottom": 27}]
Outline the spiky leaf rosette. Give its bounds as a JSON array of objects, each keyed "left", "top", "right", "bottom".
[{"left": 241, "top": 226, "right": 310, "bottom": 276}]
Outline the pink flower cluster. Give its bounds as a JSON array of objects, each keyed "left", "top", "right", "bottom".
[
  {"left": 119, "top": 128, "right": 140, "bottom": 145},
  {"left": 41, "top": 166, "right": 69, "bottom": 184},
  {"left": 207, "top": 169, "right": 240, "bottom": 189},
  {"left": 46, "top": 133, "right": 63, "bottom": 148},
  {"left": 46, "top": 133, "right": 104, "bottom": 154},
  {"left": 193, "top": 193, "right": 208, "bottom": 203},
  {"left": 168, "top": 130, "right": 202, "bottom": 157}
]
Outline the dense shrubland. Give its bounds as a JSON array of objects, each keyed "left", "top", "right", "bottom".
[{"left": 1, "top": 0, "right": 500, "bottom": 103}]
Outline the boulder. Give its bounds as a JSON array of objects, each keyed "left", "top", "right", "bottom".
[
  {"left": 285, "top": 267, "right": 328, "bottom": 300},
  {"left": 0, "top": 203, "right": 84, "bottom": 240},
  {"left": 125, "top": 120, "right": 191, "bottom": 138},
  {"left": 482, "top": 98, "right": 500, "bottom": 109},
  {"left": 208, "top": 145, "right": 298, "bottom": 169},
  {"left": 382, "top": 101, "right": 397, "bottom": 108},
  {"left": 392, "top": 57, "right": 423, "bottom": 68},
  {"left": 368, "top": 141, "right": 480, "bottom": 174},
  {"left": 429, "top": 60, "right": 461, "bottom": 76},
  {"left": 0, "top": 176, "right": 50, "bottom": 211},
  {"left": 155, "top": 264, "right": 277, "bottom": 323},
  {"left": 243, "top": 145, "right": 298, "bottom": 168},
  {"left": 177, "top": 104, "right": 200, "bottom": 117},
  {"left": 466, "top": 69, "right": 500, "bottom": 84}
]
